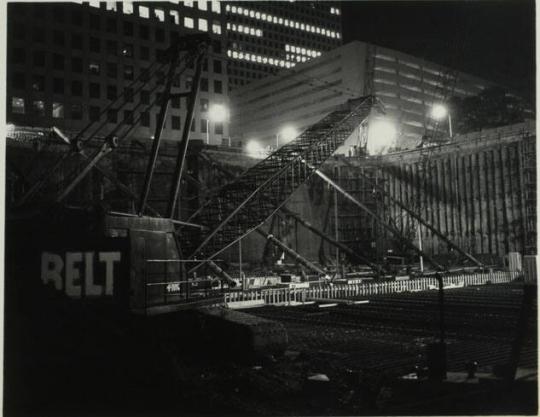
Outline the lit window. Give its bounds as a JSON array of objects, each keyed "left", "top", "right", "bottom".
[
  {"left": 262, "top": 57, "right": 268, "bottom": 63},
  {"left": 316, "top": 27, "right": 321, "bottom": 34},
  {"left": 232, "top": 51, "right": 238, "bottom": 58},
  {"left": 33, "top": 100, "right": 45, "bottom": 116},
  {"left": 139, "top": 5, "right": 149, "bottom": 18},
  {"left": 106, "top": 2, "right": 117, "bottom": 11},
  {"left": 256, "top": 29, "right": 262, "bottom": 36},
  {"left": 184, "top": 17, "right": 194, "bottom": 28},
  {"left": 261, "top": 13, "right": 266, "bottom": 20},
  {"left": 11, "top": 97, "right": 24, "bottom": 114},
  {"left": 336, "top": 8, "right": 341, "bottom": 15},
  {"left": 243, "top": 9, "right": 248, "bottom": 16},
  {"left": 249, "top": 10, "right": 254, "bottom": 17},
  {"left": 273, "top": 16, "right": 278, "bottom": 23},
  {"left": 278, "top": 17, "right": 283, "bottom": 24},
  {"left": 198, "top": 18, "right": 208, "bottom": 31},
  {"left": 89, "top": 62, "right": 100, "bottom": 74},
  {"left": 184, "top": 0, "right": 194, "bottom": 7},
  {"left": 198, "top": 1, "right": 207, "bottom": 11},
  {"left": 255, "top": 12, "right": 260, "bottom": 19},
  {"left": 225, "top": 4, "right": 230, "bottom": 12},
  {"left": 231, "top": 6, "right": 237, "bottom": 13},
  {"left": 284, "top": 19, "right": 289, "bottom": 26},
  {"left": 52, "top": 102, "right": 64, "bottom": 118},
  {"left": 170, "top": 10, "right": 179, "bottom": 24},
  {"left": 89, "top": 0, "right": 100, "bottom": 7},
  {"left": 211, "top": 1, "right": 220, "bottom": 13},
  {"left": 295, "top": 22, "right": 299, "bottom": 28},
  {"left": 155, "top": 8, "right": 165, "bottom": 21},
  {"left": 285, "top": 44, "right": 290, "bottom": 52},
  {"left": 123, "top": 1, "right": 133, "bottom": 14},
  {"left": 237, "top": 6, "right": 243, "bottom": 14},
  {"left": 212, "top": 23, "right": 221, "bottom": 34}
]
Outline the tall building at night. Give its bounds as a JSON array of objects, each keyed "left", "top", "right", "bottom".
[
  {"left": 6, "top": 1, "right": 343, "bottom": 145},
  {"left": 230, "top": 41, "right": 532, "bottom": 151},
  {"left": 223, "top": 1, "right": 343, "bottom": 90},
  {"left": 6, "top": 1, "right": 229, "bottom": 145}
]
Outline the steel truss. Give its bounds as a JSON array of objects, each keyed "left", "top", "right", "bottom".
[{"left": 184, "top": 95, "right": 382, "bottom": 266}]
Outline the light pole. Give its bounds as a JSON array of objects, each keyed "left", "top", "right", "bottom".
[
  {"left": 206, "top": 103, "right": 228, "bottom": 145},
  {"left": 431, "top": 103, "right": 453, "bottom": 139}
]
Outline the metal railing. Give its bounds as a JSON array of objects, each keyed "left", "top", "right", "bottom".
[{"left": 224, "top": 271, "right": 522, "bottom": 306}]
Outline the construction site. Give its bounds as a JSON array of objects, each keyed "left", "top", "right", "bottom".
[{"left": 3, "top": 23, "right": 537, "bottom": 417}]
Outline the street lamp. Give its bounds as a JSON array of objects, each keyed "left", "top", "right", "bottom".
[
  {"left": 366, "top": 119, "right": 397, "bottom": 155},
  {"left": 275, "top": 125, "right": 298, "bottom": 148},
  {"left": 431, "top": 103, "right": 453, "bottom": 138},
  {"left": 206, "top": 103, "right": 228, "bottom": 145}
]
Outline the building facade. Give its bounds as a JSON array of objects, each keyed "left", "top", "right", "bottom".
[
  {"left": 230, "top": 41, "right": 530, "bottom": 151},
  {"left": 6, "top": 1, "right": 229, "bottom": 145},
  {"left": 223, "top": 1, "right": 342, "bottom": 91}
]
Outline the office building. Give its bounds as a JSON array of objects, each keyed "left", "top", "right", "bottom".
[
  {"left": 223, "top": 1, "right": 343, "bottom": 91},
  {"left": 230, "top": 41, "right": 530, "bottom": 151},
  {"left": 6, "top": 1, "right": 229, "bottom": 145}
]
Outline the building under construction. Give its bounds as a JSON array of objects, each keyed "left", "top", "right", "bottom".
[{"left": 3, "top": 28, "right": 537, "bottom": 417}]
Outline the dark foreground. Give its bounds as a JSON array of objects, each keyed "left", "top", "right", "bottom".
[{"left": 4, "top": 281, "right": 537, "bottom": 416}]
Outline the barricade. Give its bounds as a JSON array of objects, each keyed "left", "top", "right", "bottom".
[{"left": 223, "top": 271, "right": 521, "bottom": 306}]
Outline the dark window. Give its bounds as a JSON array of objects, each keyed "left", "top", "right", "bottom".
[
  {"left": 200, "top": 78, "right": 208, "bottom": 92},
  {"left": 215, "top": 122, "right": 223, "bottom": 135},
  {"left": 123, "top": 21, "right": 133, "bottom": 36},
  {"left": 89, "top": 106, "right": 100, "bottom": 121},
  {"left": 53, "top": 78, "right": 64, "bottom": 94},
  {"left": 155, "top": 28, "right": 165, "bottom": 42},
  {"left": 12, "top": 48, "right": 25, "bottom": 64},
  {"left": 203, "top": 58, "right": 208, "bottom": 72},
  {"left": 200, "top": 98, "right": 208, "bottom": 112},
  {"left": 71, "top": 9, "right": 83, "bottom": 25},
  {"left": 71, "top": 80, "right": 83, "bottom": 96},
  {"left": 140, "top": 90, "right": 149, "bottom": 104},
  {"left": 33, "top": 50, "right": 45, "bottom": 67},
  {"left": 53, "top": 30, "right": 65, "bottom": 46},
  {"left": 200, "top": 119, "right": 207, "bottom": 133},
  {"left": 123, "top": 65, "right": 134, "bottom": 80},
  {"left": 14, "top": 25, "right": 25, "bottom": 40},
  {"left": 214, "top": 80, "right": 222, "bottom": 94},
  {"left": 89, "top": 14, "right": 100, "bottom": 30},
  {"left": 72, "top": 57, "right": 83, "bottom": 73},
  {"left": 212, "top": 40, "right": 221, "bottom": 54},
  {"left": 53, "top": 54, "right": 64, "bottom": 70},
  {"left": 124, "top": 87, "right": 133, "bottom": 102},
  {"left": 190, "top": 119, "right": 195, "bottom": 132},
  {"left": 140, "top": 46, "right": 149, "bottom": 60},
  {"left": 107, "top": 62, "right": 117, "bottom": 78},
  {"left": 32, "top": 75, "right": 45, "bottom": 92},
  {"left": 141, "top": 111, "right": 150, "bottom": 127},
  {"left": 106, "top": 40, "right": 117, "bottom": 55},
  {"left": 139, "top": 24, "right": 149, "bottom": 39},
  {"left": 106, "top": 18, "right": 117, "bottom": 33},
  {"left": 171, "top": 96, "right": 180, "bottom": 108},
  {"left": 32, "top": 27, "right": 45, "bottom": 43},
  {"left": 107, "top": 109, "right": 117, "bottom": 123},
  {"left": 123, "top": 110, "right": 133, "bottom": 124},
  {"left": 172, "top": 116, "right": 181, "bottom": 130},
  {"left": 89, "top": 82, "right": 100, "bottom": 98},
  {"left": 11, "top": 97, "right": 25, "bottom": 114},
  {"left": 107, "top": 85, "right": 116, "bottom": 100},
  {"left": 13, "top": 73, "right": 25, "bottom": 90},
  {"left": 89, "top": 37, "right": 100, "bottom": 53},
  {"left": 52, "top": 5, "right": 64, "bottom": 23},
  {"left": 155, "top": 70, "right": 165, "bottom": 85},
  {"left": 72, "top": 33, "right": 83, "bottom": 49},
  {"left": 213, "top": 59, "right": 222, "bottom": 73},
  {"left": 71, "top": 103, "right": 83, "bottom": 120}
]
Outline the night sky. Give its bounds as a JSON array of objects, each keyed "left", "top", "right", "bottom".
[{"left": 342, "top": 0, "right": 535, "bottom": 102}]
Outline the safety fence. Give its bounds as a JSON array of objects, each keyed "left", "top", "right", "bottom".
[{"left": 224, "top": 271, "right": 522, "bottom": 306}]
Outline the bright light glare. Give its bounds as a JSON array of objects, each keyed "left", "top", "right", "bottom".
[
  {"left": 431, "top": 103, "right": 448, "bottom": 120},
  {"left": 367, "top": 119, "right": 397, "bottom": 155},
  {"left": 280, "top": 126, "right": 298, "bottom": 142},
  {"left": 208, "top": 104, "right": 228, "bottom": 122},
  {"left": 245, "top": 140, "right": 266, "bottom": 159}
]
